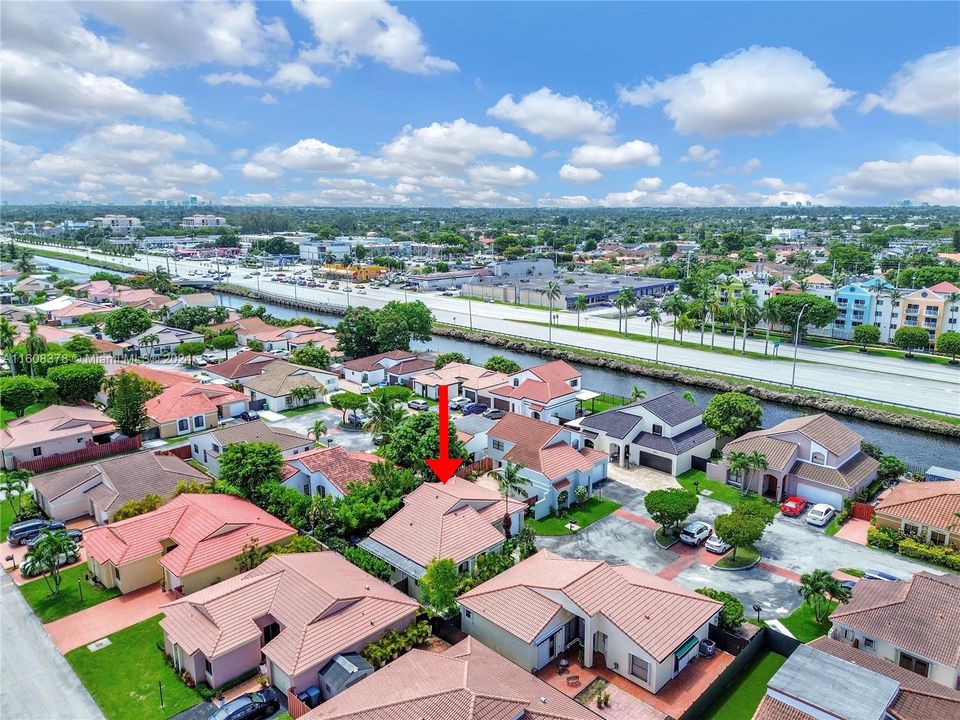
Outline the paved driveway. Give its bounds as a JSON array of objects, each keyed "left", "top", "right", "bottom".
[
  {"left": 0, "top": 573, "right": 104, "bottom": 720},
  {"left": 268, "top": 407, "right": 377, "bottom": 453}
]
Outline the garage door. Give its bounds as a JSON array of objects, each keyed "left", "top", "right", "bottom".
[
  {"left": 691, "top": 456, "right": 708, "bottom": 471},
  {"left": 796, "top": 483, "right": 843, "bottom": 510},
  {"left": 227, "top": 401, "right": 246, "bottom": 417},
  {"left": 270, "top": 662, "right": 291, "bottom": 694},
  {"left": 493, "top": 398, "right": 511, "bottom": 411},
  {"left": 637, "top": 451, "right": 673, "bottom": 473}
]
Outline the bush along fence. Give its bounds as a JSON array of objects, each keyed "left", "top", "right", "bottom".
[
  {"left": 867, "top": 526, "right": 960, "bottom": 571},
  {"left": 360, "top": 620, "right": 432, "bottom": 668}
]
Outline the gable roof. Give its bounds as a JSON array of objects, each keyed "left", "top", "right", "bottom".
[
  {"left": 105, "top": 363, "right": 198, "bottom": 389},
  {"left": 145, "top": 382, "right": 248, "bottom": 423},
  {"left": 579, "top": 409, "right": 641, "bottom": 439},
  {"left": 126, "top": 324, "right": 203, "bottom": 347},
  {"left": 633, "top": 424, "right": 716, "bottom": 456},
  {"left": 204, "top": 351, "right": 280, "bottom": 380},
  {"left": 459, "top": 550, "right": 721, "bottom": 662},
  {"left": 342, "top": 350, "right": 416, "bottom": 372},
  {"left": 766, "top": 413, "right": 863, "bottom": 454},
  {"left": 1, "top": 404, "right": 116, "bottom": 450},
  {"left": 414, "top": 362, "right": 510, "bottom": 391},
  {"left": 206, "top": 420, "right": 311, "bottom": 452},
  {"left": 927, "top": 281, "right": 960, "bottom": 295},
  {"left": 490, "top": 378, "right": 577, "bottom": 404},
  {"left": 303, "top": 637, "right": 599, "bottom": 720},
  {"left": 160, "top": 552, "right": 418, "bottom": 676},
  {"left": 635, "top": 391, "right": 702, "bottom": 426},
  {"left": 830, "top": 572, "right": 960, "bottom": 668},
  {"left": 488, "top": 413, "right": 605, "bottom": 480},
  {"left": 722, "top": 434, "right": 799, "bottom": 471},
  {"left": 524, "top": 360, "right": 580, "bottom": 384},
  {"left": 875, "top": 480, "right": 960, "bottom": 530},
  {"left": 286, "top": 445, "right": 381, "bottom": 495},
  {"left": 242, "top": 360, "right": 328, "bottom": 398},
  {"left": 789, "top": 451, "right": 879, "bottom": 491}
]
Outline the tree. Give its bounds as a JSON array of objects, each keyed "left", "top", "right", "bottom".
[
  {"left": 218, "top": 441, "right": 283, "bottom": 500},
  {"left": 61, "top": 335, "right": 96, "bottom": 357},
  {"left": 310, "top": 419, "right": 328, "bottom": 441},
  {"left": 893, "top": 326, "right": 931, "bottom": 357},
  {"left": 330, "top": 391, "right": 368, "bottom": 425},
  {"left": 0, "top": 376, "right": 40, "bottom": 416},
  {"left": 798, "top": 569, "right": 851, "bottom": 623},
  {"left": 385, "top": 411, "right": 467, "bottom": 476},
  {"left": 47, "top": 363, "right": 106, "bottom": 404},
  {"left": 383, "top": 300, "right": 433, "bottom": 342},
  {"left": 630, "top": 386, "right": 646, "bottom": 402},
  {"left": 106, "top": 371, "right": 160, "bottom": 437},
  {"left": 573, "top": 294, "right": 588, "bottom": 330},
  {"left": 211, "top": 333, "right": 237, "bottom": 360},
  {"left": 498, "top": 462, "right": 528, "bottom": 538},
  {"left": 290, "top": 342, "right": 329, "bottom": 369},
  {"left": 20, "top": 321, "right": 47, "bottom": 377},
  {"left": 853, "top": 324, "right": 881, "bottom": 351},
  {"left": 726, "top": 451, "right": 751, "bottom": 488},
  {"left": 644, "top": 488, "right": 698, "bottom": 536},
  {"left": 364, "top": 394, "right": 406, "bottom": 443},
  {"left": 545, "top": 280, "right": 562, "bottom": 341},
  {"left": 484, "top": 355, "right": 521, "bottom": 374},
  {"left": 31, "top": 529, "right": 79, "bottom": 595},
  {"left": 695, "top": 587, "right": 744, "bottom": 631},
  {"left": 0, "top": 317, "right": 17, "bottom": 375},
  {"left": 877, "top": 454, "right": 906, "bottom": 483},
  {"left": 935, "top": 331, "right": 960, "bottom": 362},
  {"left": 674, "top": 312, "right": 695, "bottom": 342},
  {"left": 743, "top": 451, "right": 769, "bottom": 496},
  {"left": 336, "top": 306, "right": 380, "bottom": 358},
  {"left": 103, "top": 307, "right": 153, "bottom": 341},
  {"left": 0, "top": 470, "right": 31, "bottom": 515},
  {"left": 290, "top": 385, "right": 318, "bottom": 406},
  {"left": 177, "top": 341, "right": 206, "bottom": 366},
  {"left": 703, "top": 392, "right": 762, "bottom": 440},
  {"left": 247, "top": 339, "right": 264, "bottom": 352},
  {"left": 739, "top": 294, "right": 762, "bottom": 354},
  {"left": 713, "top": 510, "right": 765, "bottom": 561},
  {"left": 420, "top": 558, "right": 459, "bottom": 613},
  {"left": 235, "top": 539, "right": 268, "bottom": 573},
  {"left": 374, "top": 308, "right": 411, "bottom": 353},
  {"left": 663, "top": 292, "right": 687, "bottom": 341},
  {"left": 371, "top": 385, "right": 413, "bottom": 403},
  {"left": 764, "top": 294, "right": 839, "bottom": 342},
  {"left": 615, "top": 287, "right": 636, "bottom": 334},
  {"left": 113, "top": 493, "right": 163, "bottom": 521},
  {"left": 434, "top": 352, "right": 467, "bottom": 369}
]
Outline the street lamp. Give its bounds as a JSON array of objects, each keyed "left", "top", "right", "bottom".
[
  {"left": 791, "top": 303, "right": 810, "bottom": 388},
  {"left": 344, "top": 285, "right": 352, "bottom": 307}
]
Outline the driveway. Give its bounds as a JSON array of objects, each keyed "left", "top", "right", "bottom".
[
  {"left": 0, "top": 573, "right": 104, "bottom": 720},
  {"left": 270, "top": 407, "right": 377, "bottom": 453}
]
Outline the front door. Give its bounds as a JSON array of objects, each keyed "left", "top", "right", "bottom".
[{"left": 594, "top": 631, "right": 607, "bottom": 655}]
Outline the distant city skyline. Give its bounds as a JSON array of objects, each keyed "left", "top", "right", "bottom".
[{"left": 1, "top": 1, "right": 958, "bottom": 207}]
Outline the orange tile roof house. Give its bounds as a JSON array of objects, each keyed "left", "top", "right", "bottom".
[
  {"left": 84, "top": 493, "right": 297, "bottom": 595},
  {"left": 829, "top": 572, "right": 960, "bottom": 690},
  {"left": 144, "top": 382, "right": 249, "bottom": 440},
  {"left": 283, "top": 445, "right": 381, "bottom": 499},
  {"left": 459, "top": 550, "right": 722, "bottom": 694},
  {"left": 190, "top": 420, "right": 313, "bottom": 478},
  {"left": 160, "top": 552, "right": 418, "bottom": 697},
  {"left": 487, "top": 413, "right": 608, "bottom": 520},
  {"left": 712, "top": 413, "right": 878, "bottom": 508},
  {"left": 303, "top": 637, "right": 599, "bottom": 720},
  {"left": 1, "top": 405, "right": 116, "bottom": 471},
  {"left": 359, "top": 477, "right": 527, "bottom": 601},
  {"left": 411, "top": 362, "right": 511, "bottom": 401},
  {"left": 873, "top": 480, "right": 960, "bottom": 549},
  {"left": 204, "top": 350, "right": 281, "bottom": 381},
  {"left": 30, "top": 450, "right": 209, "bottom": 523}
]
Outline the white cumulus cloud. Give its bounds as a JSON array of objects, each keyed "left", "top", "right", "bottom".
[
  {"left": 468, "top": 164, "right": 539, "bottom": 186},
  {"left": 569, "top": 140, "right": 660, "bottom": 168},
  {"left": 267, "top": 63, "right": 330, "bottom": 91},
  {"left": 203, "top": 72, "right": 262, "bottom": 87},
  {"left": 860, "top": 46, "right": 960, "bottom": 121},
  {"left": 558, "top": 165, "right": 603, "bottom": 183},
  {"left": 487, "top": 87, "right": 615, "bottom": 140}
]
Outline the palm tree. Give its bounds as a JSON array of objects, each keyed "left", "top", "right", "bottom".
[
  {"left": 498, "top": 462, "right": 528, "bottom": 538},
  {"left": 682, "top": 390, "right": 696, "bottom": 404},
  {"left": 310, "top": 419, "right": 328, "bottom": 441},
  {"left": 0, "top": 470, "right": 31, "bottom": 514},
  {"left": 761, "top": 301, "right": 779, "bottom": 356},
  {"left": 728, "top": 299, "right": 746, "bottom": 350},
  {"left": 648, "top": 308, "right": 662, "bottom": 362},
  {"left": 0, "top": 317, "right": 17, "bottom": 376},
  {"left": 23, "top": 321, "right": 47, "bottom": 378},
  {"left": 798, "top": 569, "right": 852, "bottom": 623},
  {"left": 15, "top": 251, "right": 34, "bottom": 275},
  {"left": 630, "top": 386, "right": 646, "bottom": 402},
  {"left": 545, "top": 281, "right": 562, "bottom": 343},
  {"left": 708, "top": 292, "right": 724, "bottom": 349},
  {"left": 663, "top": 292, "right": 686, "bottom": 342},
  {"left": 213, "top": 306, "right": 229, "bottom": 324},
  {"left": 740, "top": 294, "right": 762, "bottom": 354},
  {"left": 675, "top": 312, "right": 695, "bottom": 343},
  {"left": 615, "top": 288, "right": 636, "bottom": 335},
  {"left": 744, "top": 451, "right": 769, "bottom": 495},
  {"left": 727, "top": 451, "right": 751, "bottom": 489},
  {"left": 573, "top": 294, "right": 587, "bottom": 330},
  {"left": 364, "top": 395, "right": 406, "bottom": 443},
  {"left": 697, "top": 286, "right": 714, "bottom": 345},
  {"left": 32, "top": 529, "right": 79, "bottom": 596}
]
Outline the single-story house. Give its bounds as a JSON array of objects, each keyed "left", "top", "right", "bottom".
[
  {"left": 342, "top": 350, "right": 418, "bottom": 385},
  {"left": 191, "top": 420, "right": 313, "bottom": 477},
  {"left": 282, "top": 445, "right": 380, "bottom": 499},
  {"left": 487, "top": 413, "right": 608, "bottom": 519},
  {"left": 204, "top": 351, "right": 281, "bottom": 383},
  {"left": 143, "top": 382, "right": 249, "bottom": 440},
  {"left": 159, "top": 552, "right": 418, "bottom": 695},
  {"left": 1, "top": 404, "right": 117, "bottom": 470},
  {"left": 124, "top": 324, "right": 205, "bottom": 358},
  {"left": 111, "top": 288, "right": 171, "bottom": 311},
  {"left": 162, "top": 293, "right": 217, "bottom": 313},
  {"left": 84, "top": 493, "right": 296, "bottom": 595},
  {"left": 453, "top": 413, "right": 496, "bottom": 462},
  {"left": 249, "top": 325, "right": 340, "bottom": 357},
  {"left": 98, "top": 364, "right": 199, "bottom": 404},
  {"left": 47, "top": 299, "right": 114, "bottom": 326},
  {"left": 411, "top": 362, "right": 510, "bottom": 401},
  {"left": 360, "top": 477, "right": 526, "bottom": 601},
  {"left": 873, "top": 480, "right": 960, "bottom": 549},
  {"left": 459, "top": 550, "right": 722, "bottom": 693},
  {"left": 31, "top": 450, "right": 209, "bottom": 522},
  {"left": 241, "top": 360, "right": 339, "bottom": 412}
]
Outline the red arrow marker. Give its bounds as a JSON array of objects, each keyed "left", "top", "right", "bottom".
[{"left": 425, "top": 384, "right": 462, "bottom": 483}]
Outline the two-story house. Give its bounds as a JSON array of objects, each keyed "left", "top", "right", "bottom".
[
  {"left": 282, "top": 445, "right": 381, "bottom": 499},
  {"left": 125, "top": 325, "right": 205, "bottom": 358},
  {"left": 577, "top": 391, "right": 716, "bottom": 475},
  {"left": 480, "top": 361, "right": 583, "bottom": 424},
  {"left": 190, "top": 421, "right": 313, "bottom": 478},
  {"left": 486, "top": 413, "right": 607, "bottom": 520},
  {"left": 342, "top": 350, "right": 430, "bottom": 387},
  {"left": 143, "top": 382, "right": 249, "bottom": 440}
]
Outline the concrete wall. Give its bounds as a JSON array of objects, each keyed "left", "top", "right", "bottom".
[
  {"left": 96, "top": 554, "right": 163, "bottom": 593},
  {"left": 461, "top": 609, "right": 538, "bottom": 671},
  {"left": 874, "top": 513, "right": 960, "bottom": 549},
  {"left": 3, "top": 432, "right": 94, "bottom": 468},
  {"left": 207, "top": 641, "right": 263, "bottom": 689}
]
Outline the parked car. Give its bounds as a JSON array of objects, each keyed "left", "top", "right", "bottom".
[
  {"left": 407, "top": 399, "right": 430, "bottom": 411},
  {"left": 679, "top": 521, "right": 712, "bottom": 546},
  {"left": 8, "top": 519, "right": 66, "bottom": 546},
  {"left": 359, "top": 382, "right": 372, "bottom": 394},
  {"left": 704, "top": 534, "right": 731, "bottom": 554},
  {"left": 449, "top": 395, "right": 471, "bottom": 410},
  {"left": 482, "top": 408, "right": 506, "bottom": 420},
  {"left": 805, "top": 503, "right": 836, "bottom": 527},
  {"left": 780, "top": 496, "right": 809, "bottom": 517},
  {"left": 463, "top": 403, "right": 488, "bottom": 415},
  {"left": 208, "top": 688, "right": 280, "bottom": 720},
  {"left": 26, "top": 528, "right": 82, "bottom": 549},
  {"left": 239, "top": 410, "right": 260, "bottom": 421},
  {"left": 863, "top": 569, "right": 901, "bottom": 582},
  {"left": 347, "top": 411, "right": 368, "bottom": 426}
]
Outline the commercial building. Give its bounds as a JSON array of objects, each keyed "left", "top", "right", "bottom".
[
  {"left": 91, "top": 215, "right": 141, "bottom": 234},
  {"left": 299, "top": 236, "right": 411, "bottom": 261},
  {"left": 463, "top": 272, "right": 677, "bottom": 308},
  {"left": 181, "top": 215, "right": 227, "bottom": 228}
]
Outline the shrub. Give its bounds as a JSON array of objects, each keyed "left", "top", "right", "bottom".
[
  {"left": 696, "top": 587, "right": 744, "bottom": 631},
  {"left": 867, "top": 525, "right": 903, "bottom": 551},
  {"left": 897, "top": 538, "right": 960, "bottom": 571},
  {"left": 342, "top": 544, "right": 391, "bottom": 580},
  {"left": 574, "top": 486, "right": 588, "bottom": 504}
]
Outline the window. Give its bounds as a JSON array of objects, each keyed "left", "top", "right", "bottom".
[
  {"left": 204, "top": 658, "right": 212, "bottom": 675},
  {"left": 458, "top": 561, "right": 469, "bottom": 574},
  {"left": 212, "top": 444, "right": 220, "bottom": 453},
  {"left": 493, "top": 439, "right": 504, "bottom": 451},
  {"left": 77, "top": 438, "right": 83, "bottom": 444},
  {"left": 904, "top": 523, "right": 921, "bottom": 536},
  {"left": 898, "top": 652, "right": 929, "bottom": 678},
  {"left": 178, "top": 419, "right": 189, "bottom": 432},
  {"left": 285, "top": 396, "right": 293, "bottom": 407},
  {"left": 113, "top": 566, "right": 121, "bottom": 582},
  {"left": 32, "top": 447, "right": 42, "bottom": 457},
  {"left": 193, "top": 415, "right": 205, "bottom": 429},
  {"left": 303, "top": 484, "right": 310, "bottom": 496},
  {"left": 464, "top": 608, "right": 472, "bottom": 619},
  {"left": 652, "top": 424, "right": 663, "bottom": 436},
  {"left": 193, "top": 444, "right": 199, "bottom": 452},
  {"left": 863, "top": 638, "right": 875, "bottom": 650},
  {"left": 930, "top": 530, "right": 947, "bottom": 546},
  {"left": 629, "top": 655, "right": 649, "bottom": 682}
]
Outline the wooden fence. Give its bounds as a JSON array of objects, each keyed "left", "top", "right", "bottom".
[
  {"left": 456, "top": 457, "right": 493, "bottom": 478},
  {"left": 285, "top": 689, "right": 312, "bottom": 719},
  {"left": 156, "top": 445, "right": 192, "bottom": 460},
  {"left": 14, "top": 436, "right": 142, "bottom": 473},
  {"left": 851, "top": 502, "right": 875, "bottom": 521}
]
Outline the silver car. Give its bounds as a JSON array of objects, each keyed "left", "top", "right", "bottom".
[
  {"left": 704, "top": 534, "right": 731, "bottom": 554},
  {"left": 679, "top": 521, "right": 712, "bottom": 546}
]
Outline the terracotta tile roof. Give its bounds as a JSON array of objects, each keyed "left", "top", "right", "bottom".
[
  {"left": 303, "top": 637, "right": 599, "bottom": 720},
  {"left": 1, "top": 404, "right": 115, "bottom": 451},
  {"left": 342, "top": 350, "right": 416, "bottom": 372},
  {"left": 809, "top": 638, "right": 960, "bottom": 720},
  {"left": 160, "top": 552, "right": 417, "bottom": 676},
  {"left": 286, "top": 445, "right": 380, "bottom": 495},
  {"left": 145, "top": 382, "right": 248, "bottom": 423},
  {"left": 525, "top": 360, "right": 580, "bottom": 384},
  {"left": 460, "top": 551, "right": 721, "bottom": 662},
  {"left": 830, "top": 572, "right": 960, "bottom": 668},
  {"left": 105, "top": 364, "right": 198, "bottom": 388},
  {"left": 875, "top": 480, "right": 960, "bottom": 531},
  {"left": 767, "top": 413, "right": 863, "bottom": 455},
  {"left": 724, "top": 434, "right": 799, "bottom": 471},
  {"left": 50, "top": 300, "right": 113, "bottom": 319},
  {"left": 206, "top": 420, "right": 311, "bottom": 452},
  {"left": 489, "top": 414, "right": 604, "bottom": 480},
  {"left": 490, "top": 379, "right": 576, "bottom": 403},
  {"left": 205, "top": 351, "right": 280, "bottom": 380},
  {"left": 387, "top": 357, "right": 435, "bottom": 375},
  {"left": 242, "top": 360, "right": 328, "bottom": 398},
  {"left": 928, "top": 281, "right": 960, "bottom": 294},
  {"left": 789, "top": 452, "right": 879, "bottom": 491},
  {"left": 366, "top": 478, "right": 523, "bottom": 569},
  {"left": 84, "top": 493, "right": 295, "bottom": 574},
  {"left": 415, "top": 362, "right": 510, "bottom": 391},
  {"left": 751, "top": 696, "right": 816, "bottom": 720}
]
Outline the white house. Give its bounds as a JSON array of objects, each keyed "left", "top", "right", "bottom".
[
  {"left": 241, "top": 360, "right": 339, "bottom": 412},
  {"left": 125, "top": 325, "right": 205, "bottom": 358},
  {"left": 190, "top": 421, "right": 312, "bottom": 478},
  {"left": 282, "top": 445, "right": 381, "bottom": 499},
  {"left": 341, "top": 350, "right": 418, "bottom": 386}
]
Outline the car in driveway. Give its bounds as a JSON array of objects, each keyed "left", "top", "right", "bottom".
[
  {"left": 704, "top": 534, "right": 731, "bottom": 554},
  {"left": 863, "top": 569, "right": 901, "bottom": 582},
  {"left": 359, "top": 382, "right": 372, "bottom": 394},
  {"left": 239, "top": 410, "right": 260, "bottom": 421},
  {"left": 463, "top": 403, "right": 487, "bottom": 415},
  {"left": 449, "top": 395, "right": 471, "bottom": 411},
  {"left": 780, "top": 496, "right": 809, "bottom": 517},
  {"left": 26, "top": 528, "right": 82, "bottom": 550},
  {"left": 407, "top": 399, "right": 430, "bottom": 411},
  {"left": 805, "top": 503, "right": 836, "bottom": 527},
  {"left": 679, "top": 521, "right": 712, "bottom": 546},
  {"left": 8, "top": 519, "right": 66, "bottom": 546},
  {"left": 208, "top": 688, "right": 280, "bottom": 720},
  {"left": 482, "top": 408, "right": 505, "bottom": 420}
]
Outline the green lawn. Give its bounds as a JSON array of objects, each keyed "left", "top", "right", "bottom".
[
  {"left": 19, "top": 563, "right": 121, "bottom": 623},
  {"left": 1, "top": 493, "right": 30, "bottom": 535},
  {"left": 278, "top": 402, "right": 331, "bottom": 418},
  {"left": 525, "top": 498, "right": 621, "bottom": 536},
  {"left": 780, "top": 600, "right": 837, "bottom": 642},
  {"left": 716, "top": 544, "right": 760, "bottom": 569},
  {"left": 0, "top": 403, "right": 46, "bottom": 428},
  {"left": 832, "top": 344, "right": 950, "bottom": 365},
  {"left": 704, "top": 650, "right": 788, "bottom": 720},
  {"left": 185, "top": 459, "right": 211, "bottom": 475},
  {"left": 66, "top": 614, "right": 202, "bottom": 720}
]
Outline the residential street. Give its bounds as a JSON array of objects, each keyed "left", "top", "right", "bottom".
[{"left": 0, "top": 573, "right": 104, "bottom": 720}]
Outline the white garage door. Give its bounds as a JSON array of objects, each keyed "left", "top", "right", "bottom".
[
  {"left": 270, "top": 662, "right": 291, "bottom": 694},
  {"left": 227, "top": 401, "right": 247, "bottom": 418},
  {"left": 796, "top": 483, "right": 843, "bottom": 510}
]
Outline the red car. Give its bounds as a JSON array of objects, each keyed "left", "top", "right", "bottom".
[{"left": 780, "top": 496, "right": 809, "bottom": 517}]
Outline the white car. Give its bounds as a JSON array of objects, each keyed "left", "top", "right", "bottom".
[
  {"left": 679, "top": 521, "right": 712, "bottom": 546},
  {"left": 359, "top": 382, "right": 372, "bottom": 394},
  {"left": 705, "top": 535, "right": 731, "bottom": 554},
  {"left": 806, "top": 503, "right": 836, "bottom": 527},
  {"left": 449, "top": 395, "right": 471, "bottom": 410}
]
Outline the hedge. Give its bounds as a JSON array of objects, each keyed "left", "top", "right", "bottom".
[
  {"left": 867, "top": 526, "right": 960, "bottom": 571},
  {"left": 695, "top": 587, "right": 744, "bottom": 630},
  {"left": 866, "top": 526, "right": 901, "bottom": 551}
]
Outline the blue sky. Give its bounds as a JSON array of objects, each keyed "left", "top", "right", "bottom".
[{"left": 2, "top": 1, "right": 958, "bottom": 207}]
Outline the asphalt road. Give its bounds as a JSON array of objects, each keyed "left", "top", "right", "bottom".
[{"left": 0, "top": 573, "right": 104, "bottom": 720}]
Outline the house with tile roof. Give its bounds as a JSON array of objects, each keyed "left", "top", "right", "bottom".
[
  {"left": 486, "top": 413, "right": 608, "bottom": 520},
  {"left": 486, "top": 377, "right": 580, "bottom": 424},
  {"left": 282, "top": 445, "right": 381, "bottom": 499},
  {"left": 84, "top": 493, "right": 297, "bottom": 595},
  {"left": 459, "top": 550, "right": 721, "bottom": 693},
  {"left": 710, "top": 413, "right": 878, "bottom": 508},
  {"left": 240, "top": 360, "right": 339, "bottom": 412},
  {"left": 143, "top": 382, "right": 250, "bottom": 440},
  {"left": 873, "top": 480, "right": 960, "bottom": 549},
  {"left": 46, "top": 298, "right": 114, "bottom": 326},
  {"left": 359, "top": 477, "right": 526, "bottom": 601},
  {"left": 204, "top": 350, "right": 281, "bottom": 382},
  {"left": 248, "top": 325, "right": 341, "bottom": 357},
  {"left": 828, "top": 572, "right": 960, "bottom": 690},
  {"left": 30, "top": 450, "right": 209, "bottom": 522},
  {"left": 303, "top": 636, "right": 599, "bottom": 720},
  {"left": 577, "top": 391, "right": 715, "bottom": 476},
  {"left": 1, "top": 405, "right": 117, "bottom": 470},
  {"left": 159, "top": 552, "right": 418, "bottom": 696},
  {"left": 411, "top": 362, "right": 511, "bottom": 401},
  {"left": 190, "top": 420, "right": 313, "bottom": 477},
  {"left": 124, "top": 324, "right": 204, "bottom": 358},
  {"left": 341, "top": 350, "right": 419, "bottom": 385}
]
